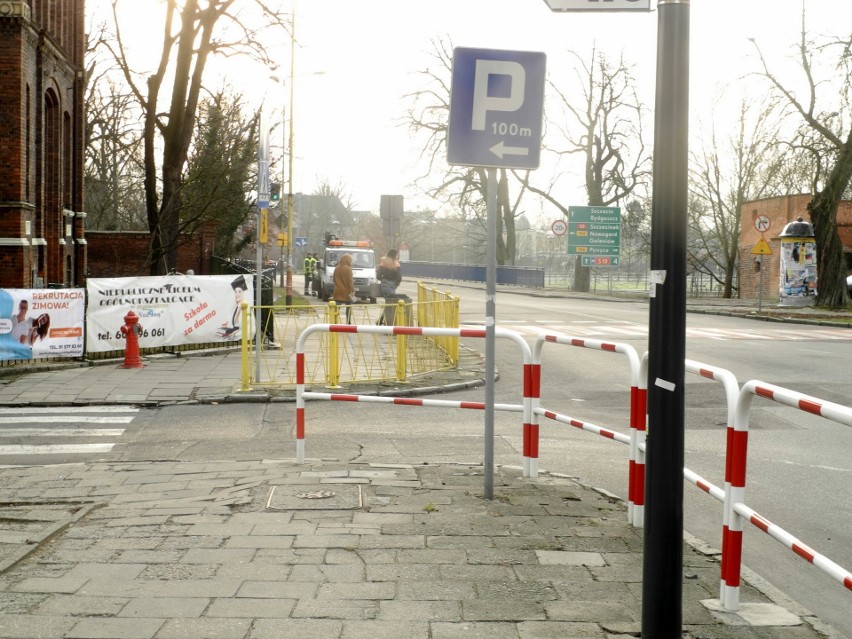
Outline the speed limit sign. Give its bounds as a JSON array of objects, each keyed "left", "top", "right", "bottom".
[{"left": 551, "top": 219, "right": 567, "bottom": 236}]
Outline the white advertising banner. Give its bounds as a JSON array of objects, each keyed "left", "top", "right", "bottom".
[
  {"left": 0, "top": 288, "right": 86, "bottom": 361},
  {"left": 86, "top": 275, "right": 255, "bottom": 353}
]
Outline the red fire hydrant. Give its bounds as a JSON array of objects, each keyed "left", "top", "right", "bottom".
[{"left": 119, "top": 310, "right": 144, "bottom": 369}]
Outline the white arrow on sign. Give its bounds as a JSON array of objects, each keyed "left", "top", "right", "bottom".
[{"left": 489, "top": 141, "right": 530, "bottom": 159}]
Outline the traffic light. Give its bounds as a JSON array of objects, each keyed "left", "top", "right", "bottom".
[{"left": 270, "top": 182, "right": 281, "bottom": 202}]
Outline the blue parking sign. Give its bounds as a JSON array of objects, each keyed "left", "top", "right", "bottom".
[{"left": 447, "top": 48, "right": 546, "bottom": 170}]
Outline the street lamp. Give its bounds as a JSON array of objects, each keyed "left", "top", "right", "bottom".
[
  {"left": 268, "top": 77, "right": 288, "bottom": 289},
  {"left": 272, "top": 6, "right": 325, "bottom": 305},
  {"left": 268, "top": 7, "right": 299, "bottom": 305},
  {"left": 284, "top": 9, "right": 296, "bottom": 305}
]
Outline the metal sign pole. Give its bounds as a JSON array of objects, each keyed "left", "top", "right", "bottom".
[
  {"left": 484, "top": 168, "right": 497, "bottom": 500},
  {"left": 446, "top": 47, "right": 545, "bottom": 501}
]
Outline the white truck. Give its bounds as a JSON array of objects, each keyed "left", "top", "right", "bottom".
[{"left": 317, "top": 240, "right": 379, "bottom": 303}]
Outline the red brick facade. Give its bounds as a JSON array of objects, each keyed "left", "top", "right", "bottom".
[
  {"left": 738, "top": 194, "right": 852, "bottom": 299},
  {"left": 85, "top": 225, "right": 217, "bottom": 278},
  {"left": 0, "top": 1, "right": 86, "bottom": 288}
]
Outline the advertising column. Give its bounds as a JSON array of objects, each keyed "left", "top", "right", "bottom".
[{"left": 778, "top": 217, "right": 817, "bottom": 306}]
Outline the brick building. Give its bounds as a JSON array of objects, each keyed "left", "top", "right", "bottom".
[
  {"left": 0, "top": 1, "right": 86, "bottom": 288},
  {"left": 738, "top": 194, "right": 852, "bottom": 299}
]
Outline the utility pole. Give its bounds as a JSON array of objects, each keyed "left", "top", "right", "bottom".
[
  {"left": 285, "top": 6, "right": 296, "bottom": 306},
  {"left": 642, "top": 1, "right": 690, "bottom": 637}
]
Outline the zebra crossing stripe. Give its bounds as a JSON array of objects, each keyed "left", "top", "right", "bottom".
[
  {"left": 600, "top": 326, "right": 647, "bottom": 336},
  {"left": 0, "top": 407, "right": 135, "bottom": 458},
  {"left": 0, "top": 429, "right": 125, "bottom": 437},
  {"left": 0, "top": 416, "right": 135, "bottom": 424},
  {"left": 0, "top": 407, "right": 139, "bottom": 415},
  {"left": 0, "top": 444, "right": 116, "bottom": 455}
]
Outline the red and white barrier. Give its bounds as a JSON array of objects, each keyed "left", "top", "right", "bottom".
[
  {"left": 303, "top": 392, "right": 523, "bottom": 414},
  {"left": 533, "top": 334, "right": 644, "bottom": 524},
  {"left": 533, "top": 408, "right": 631, "bottom": 445},
  {"left": 721, "top": 380, "right": 852, "bottom": 611},
  {"left": 683, "top": 359, "right": 740, "bottom": 602},
  {"left": 295, "top": 324, "right": 532, "bottom": 465}
]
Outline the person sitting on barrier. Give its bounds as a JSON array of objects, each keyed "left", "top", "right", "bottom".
[{"left": 332, "top": 253, "right": 355, "bottom": 323}]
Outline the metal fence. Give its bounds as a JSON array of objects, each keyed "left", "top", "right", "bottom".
[
  {"left": 401, "top": 261, "right": 545, "bottom": 288},
  {"left": 241, "top": 283, "right": 460, "bottom": 389}
]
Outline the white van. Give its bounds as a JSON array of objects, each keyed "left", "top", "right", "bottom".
[{"left": 317, "top": 240, "right": 379, "bottom": 303}]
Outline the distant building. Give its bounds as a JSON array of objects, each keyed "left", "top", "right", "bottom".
[
  {"left": 0, "top": 1, "right": 87, "bottom": 288},
  {"left": 738, "top": 194, "right": 852, "bottom": 299}
]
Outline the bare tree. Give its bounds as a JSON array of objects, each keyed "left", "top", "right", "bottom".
[
  {"left": 84, "top": 76, "right": 147, "bottom": 231},
  {"left": 751, "top": 14, "right": 852, "bottom": 307},
  {"left": 95, "top": 0, "right": 290, "bottom": 274},
  {"left": 526, "top": 47, "right": 650, "bottom": 291},
  {"left": 689, "top": 98, "right": 787, "bottom": 298},
  {"left": 621, "top": 197, "right": 652, "bottom": 281},
  {"left": 405, "top": 38, "right": 525, "bottom": 265}
]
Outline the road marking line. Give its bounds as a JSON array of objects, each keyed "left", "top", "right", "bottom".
[
  {"left": 0, "top": 444, "right": 116, "bottom": 454},
  {"left": 0, "top": 429, "right": 125, "bottom": 437},
  {"left": 0, "top": 416, "right": 135, "bottom": 424},
  {"left": 0, "top": 407, "right": 139, "bottom": 415}
]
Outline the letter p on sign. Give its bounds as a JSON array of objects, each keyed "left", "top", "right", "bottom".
[{"left": 471, "top": 60, "right": 526, "bottom": 130}]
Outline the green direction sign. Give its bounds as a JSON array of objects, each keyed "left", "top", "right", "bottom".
[{"left": 567, "top": 205, "right": 621, "bottom": 258}]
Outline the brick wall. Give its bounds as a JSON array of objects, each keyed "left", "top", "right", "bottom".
[
  {"left": 738, "top": 195, "right": 852, "bottom": 299},
  {"left": 0, "top": 1, "right": 86, "bottom": 289},
  {"left": 86, "top": 226, "right": 217, "bottom": 278}
]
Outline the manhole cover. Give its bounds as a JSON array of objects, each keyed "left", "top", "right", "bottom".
[{"left": 265, "top": 485, "right": 363, "bottom": 510}]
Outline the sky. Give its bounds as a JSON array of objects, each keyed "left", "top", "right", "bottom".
[{"left": 88, "top": 1, "right": 842, "bottom": 223}]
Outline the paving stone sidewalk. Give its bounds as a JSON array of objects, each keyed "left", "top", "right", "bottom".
[{"left": 0, "top": 459, "right": 836, "bottom": 639}]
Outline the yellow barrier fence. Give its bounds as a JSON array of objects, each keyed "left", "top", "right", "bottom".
[
  {"left": 417, "top": 283, "right": 460, "bottom": 364},
  {"left": 240, "top": 284, "right": 459, "bottom": 390}
]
